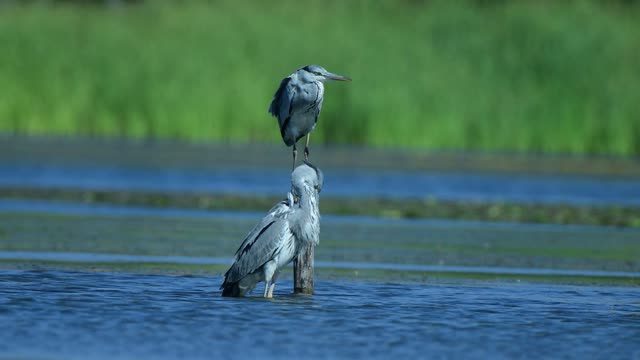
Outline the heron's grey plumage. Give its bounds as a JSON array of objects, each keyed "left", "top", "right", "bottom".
[
  {"left": 221, "top": 162, "right": 323, "bottom": 297},
  {"left": 269, "top": 65, "right": 350, "bottom": 169}
]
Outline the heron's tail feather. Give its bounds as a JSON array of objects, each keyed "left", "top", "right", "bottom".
[
  {"left": 221, "top": 280, "right": 244, "bottom": 297},
  {"left": 220, "top": 273, "right": 261, "bottom": 297}
]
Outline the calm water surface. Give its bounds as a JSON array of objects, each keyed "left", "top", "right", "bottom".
[
  {"left": 2, "top": 163, "right": 639, "bottom": 206},
  {"left": 1, "top": 270, "right": 639, "bottom": 360},
  {"left": 3, "top": 137, "right": 640, "bottom": 207}
]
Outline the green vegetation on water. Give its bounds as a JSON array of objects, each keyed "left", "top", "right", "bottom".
[
  {"left": 2, "top": 209, "right": 638, "bottom": 285},
  {"left": 2, "top": 187, "right": 640, "bottom": 228},
  {"left": 1, "top": 1, "right": 640, "bottom": 156}
]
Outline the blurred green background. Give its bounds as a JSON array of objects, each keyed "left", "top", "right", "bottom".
[{"left": 1, "top": 0, "right": 639, "bottom": 156}]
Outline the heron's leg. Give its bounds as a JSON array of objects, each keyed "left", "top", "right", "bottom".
[
  {"left": 263, "top": 261, "right": 277, "bottom": 298},
  {"left": 292, "top": 144, "right": 297, "bottom": 170},
  {"left": 267, "top": 271, "right": 279, "bottom": 298},
  {"left": 304, "top": 134, "right": 311, "bottom": 161}
]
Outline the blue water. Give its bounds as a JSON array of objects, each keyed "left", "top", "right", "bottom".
[
  {"left": 1, "top": 270, "right": 638, "bottom": 360},
  {"left": 1, "top": 163, "right": 639, "bottom": 206},
  {"left": 2, "top": 251, "right": 640, "bottom": 279},
  {"left": 2, "top": 138, "right": 639, "bottom": 359}
]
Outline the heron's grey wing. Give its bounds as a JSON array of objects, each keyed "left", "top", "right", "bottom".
[
  {"left": 231, "top": 198, "right": 290, "bottom": 259},
  {"left": 223, "top": 217, "right": 290, "bottom": 284},
  {"left": 223, "top": 198, "right": 292, "bottom": 283},
  {"left": 268, "top": 77, "right": 296, "bottom": 136}
]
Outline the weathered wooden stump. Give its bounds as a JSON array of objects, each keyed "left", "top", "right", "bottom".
[{"left": 293, "top": 243, "right": 314, "bottom": 294}]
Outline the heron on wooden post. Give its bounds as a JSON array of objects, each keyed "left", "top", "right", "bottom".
[
  {"left": 269, "top": 65, "right": 351, "bottom": 170},
  {"left": 268, "top": 65, "right": 348, "bottom": 294},
  {"left": 220, "top": 162, "right": 323, "bottom": 298}
]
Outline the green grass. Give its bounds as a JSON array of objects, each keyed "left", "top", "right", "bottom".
[{"left": 1, "top": 0, "right": 640, "bottom": 155}]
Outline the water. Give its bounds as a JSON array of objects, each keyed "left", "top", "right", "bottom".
[
  {"left": 1, "top": 201, "right": 639, "bottom": 359},
  {"left": 2, "top": 137, "right": 640, "bottom": 206},
  {"left": 2, "top": 138, "right": 639, "bottom": 359},
  {"left": 2, "top": 199, "right": 639, "bottom": 273},
  {"left": 1, "top": 270, "right": 639, "bottom": 360},
  {"left": 2, "top": 163, "right": 640, "bottom": 206},
  {"left": 2, "top": 251, "right": 640, "bottom": 279}
]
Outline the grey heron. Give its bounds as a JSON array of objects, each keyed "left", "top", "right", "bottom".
[
  {"left": 269, "top": 65, "right": 351, "bottom": 169},
  {"left": 220, "top": 162, "right": 324, "bottom": 298}
]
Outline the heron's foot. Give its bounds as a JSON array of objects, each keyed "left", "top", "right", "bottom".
[{"left": 267, "top": 283, "right": 276, "bottom": 298}]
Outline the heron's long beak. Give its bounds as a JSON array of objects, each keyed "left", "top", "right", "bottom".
[{"left": 325, "top": 72, "right": 352, "bottom": 82}]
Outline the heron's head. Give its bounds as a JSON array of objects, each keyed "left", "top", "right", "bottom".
[
  {"left": 291, "top": 162, "right": 324, "bottom": 198},
  {"left": 299, "top": 65, "right": 351, "bottom": 83}
]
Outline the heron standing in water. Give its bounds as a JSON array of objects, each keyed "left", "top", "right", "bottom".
[
  {"left": 220, "top": 162, "right": 323, "bottom": 298},
  {"left": 269, "top": 65, "right": 351, "bottom": 169}
]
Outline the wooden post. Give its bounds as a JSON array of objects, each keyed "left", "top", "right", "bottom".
[{"left": 293, "top": 243, "right": 314, "bottom": 294}]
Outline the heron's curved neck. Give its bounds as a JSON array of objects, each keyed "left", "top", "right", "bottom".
[
  {"left": 299, "top": 186, "right": 317, "bottom": 207},
  {"left": 293, "top": 186, "right": 320, "bottom": 245}
]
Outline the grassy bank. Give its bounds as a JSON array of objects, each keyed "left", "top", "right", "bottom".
[{"left": 1, "top": 1, "right": 639, "bottom": 155}]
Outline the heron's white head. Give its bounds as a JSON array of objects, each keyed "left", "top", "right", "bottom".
[
  {"left": 298, "top": 65, "right": 351, "bottom": 84},
  {"left": 291, "top": 161, "right": 324, "bottom": 198}
]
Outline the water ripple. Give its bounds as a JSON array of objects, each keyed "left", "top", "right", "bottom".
[
  {"left": 2, "top": 251, "right": 639, "bottom": 279},
  {"left": 1, "top": 270, "right": 638, "bottom": 360}
]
